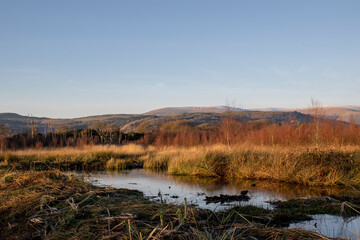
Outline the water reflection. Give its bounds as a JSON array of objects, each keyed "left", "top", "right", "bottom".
[
  {"left": 83, "top": 169, "right": 360, "bottom": 238},
  {"left": 84, "top": 169, "right": 356, "bottom": 211},
  {"left": 290, "top": 215, "right": 360, "bottom": 240}
]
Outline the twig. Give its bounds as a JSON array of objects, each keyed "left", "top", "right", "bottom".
[
  {"left": 78, "top": 191, "right": 96, "bottom": 206},
  {"left": 111, "top": 220, "right": 125, "bottom": 231},
  {"left": 107, "top": 208, "right": 111, "bottom": 235},
  {"left": 349, "top": 184, "right": 360, "bottom": 194}
]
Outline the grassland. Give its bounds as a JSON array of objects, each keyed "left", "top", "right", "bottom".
[{"left": 2, "top": 144, "right": 360, "bottom": 187}]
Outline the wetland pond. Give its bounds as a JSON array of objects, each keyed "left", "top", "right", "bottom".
[{"left": 83, "top": 169, "right": 360, "bottom": 239}]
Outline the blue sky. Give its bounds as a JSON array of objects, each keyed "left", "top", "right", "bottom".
[{"left": 1, "top": 0, "right": 359, "bottom": 118}]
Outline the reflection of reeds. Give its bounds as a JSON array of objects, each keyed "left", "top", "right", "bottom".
[{"left": 168, "top": 174, "right": 357, "bottom": 199}]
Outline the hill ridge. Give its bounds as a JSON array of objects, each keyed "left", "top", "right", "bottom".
[{"left": 1, "top": 105, "right": 359, "bottom": 134}]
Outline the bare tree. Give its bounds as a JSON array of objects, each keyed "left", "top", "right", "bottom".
[
  {"left": 107, "top": 123, "right": 119, "bottom": 144},
  {"left": 90, "top": 121, "right": 108, "bottom": 144},
  {"left": 27, "top": 114, "right": 37, "bottom": 139},
  {"left": 311, "top": 98, "right": 324, "bottom": 147},
  {"left": 0, "top": 123, "right": 10, "bottom": 136},
  {"left": 56, "top": 125, "right": 69, "bottom": 140},
  {"left": 0, "top": 123, "right": 10, "bottom": 151},
  {"left": 44, "top": 122, "right": 54, "bottom": 138},
  {"left": 221, "top": 100, "right": 243, "bottom": 149}
]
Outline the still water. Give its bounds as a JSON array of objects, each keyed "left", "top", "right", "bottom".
[{"left": 83, "top": 169, "right": 360, "bottom": 239}]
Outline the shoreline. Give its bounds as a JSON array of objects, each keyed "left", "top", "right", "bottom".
[{"left": 2, "top": 169, "right": 359, "bottom": 239}]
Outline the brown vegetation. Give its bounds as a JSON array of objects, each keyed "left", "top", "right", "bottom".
[
  {"left": 1, "top": 116, "right": 360, "bottom": 186},
  {"left": 0, "top": 169, "right": 335, "bottom": 240},
  {"left": 141, "top": 117, "right": 360, "bottom": 147},
  {"left": 2, "top": 144, "right": 360, "bottom": 187}
]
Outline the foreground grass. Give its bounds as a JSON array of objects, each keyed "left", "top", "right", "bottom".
[
  {"left": 0, "top": 169, "right": 339, "bottom": 240},
  {"left": 1, "top": 144, "right": 360, "bottom": 186}
]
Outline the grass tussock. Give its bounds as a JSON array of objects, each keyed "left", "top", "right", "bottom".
[{"left": 0, "top": 169, "right": 335, "bottom": 240}]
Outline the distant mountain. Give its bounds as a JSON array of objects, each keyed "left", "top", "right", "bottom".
[
  {"left": 296, "top": 106, "right": 360, "bottom": 124},
  {"left": 143, "top": 106, "right": 245, "bottom": 116},
  {"left": 250, "top": 105, "right": 360, "bottom": 124}
]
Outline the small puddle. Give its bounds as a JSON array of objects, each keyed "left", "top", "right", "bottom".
[
  {"left": 83, "top": 168, "right": 360, "bottom": 239},
  {"left": 289, "top": 215, "right": 360, "bottom": 239}
]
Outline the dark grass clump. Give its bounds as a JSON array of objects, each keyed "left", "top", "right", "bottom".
[
  {"left": 218, "top": 205, "right": 312, "bottom": 228},
  {"left": 274, "top": 196, "right": 360, "bottom": 217}
]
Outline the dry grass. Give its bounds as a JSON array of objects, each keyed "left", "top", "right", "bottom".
[
  {"left": 0, "top": 169, "right": 333, "bottom": 240},
  {"left": 1, "top": 143, "right": 360, "bottom": 186},
  {"left": 0, "top": 144, "right": 153, "bottom": 170},
  {"left": 5, "top": 143, "right": 151, "bottom": 156},
  {"left": 142, "top": 144, "right": 360, "bottom": 186}
]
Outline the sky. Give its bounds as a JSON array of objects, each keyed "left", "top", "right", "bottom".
[{"left": 0, "top": 0, "right": 359, "bottom": 118}]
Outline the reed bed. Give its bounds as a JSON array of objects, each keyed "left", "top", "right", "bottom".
[
  {"left": 1, "top": 144, "right": 360, "bottom": 186},
  {"left": 0, "top": 144, "right": 152, "bottom": 170},
  {"left": 142, "top": 144, "right": 360, "bottom": 186}
]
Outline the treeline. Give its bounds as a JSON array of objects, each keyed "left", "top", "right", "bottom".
[
  {"left": 0, "top": 128, "right": 143, "bottom": 150},
  {"left": 1, "top": 117, "right": 360, "bottom": 150},
  {"left": 140, "top": 117, "right": 360, "bottom": 147}
]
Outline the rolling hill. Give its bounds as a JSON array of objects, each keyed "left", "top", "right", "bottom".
[
  {"left": 143, "top": 106, "right": 245, "bottom": 116},
  {"left": 250, "top": 105, "right": 360, "bottom": 124},
  {"left": 2, "top": 105, "right": 357, "bottom": 135},
  {"left": 0, "top": 113, "right": 153, "bottom": 134},
  {"left": 122, "top": 111, "right": 312, "bottom": 133},
  {"left": 0, "top": 110, "right": 312, "bottom": 135}
]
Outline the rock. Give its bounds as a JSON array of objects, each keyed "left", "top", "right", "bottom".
[
  {"left": 205, "top": 194, "right": 250, "bottom": 204},
  {"left": 241, "top": 190, "right": 248, "bottom": 196}
]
